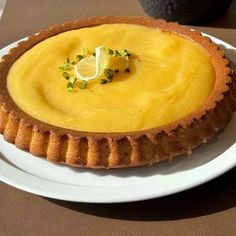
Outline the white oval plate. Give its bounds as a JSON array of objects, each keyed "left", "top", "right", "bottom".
[{"left": 0, "top": 33, "right": 236, "bottom": 203}]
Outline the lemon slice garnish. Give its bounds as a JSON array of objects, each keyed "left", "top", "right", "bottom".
[{"left": 74, "top": 46, "right": 109, "bottom": 81}]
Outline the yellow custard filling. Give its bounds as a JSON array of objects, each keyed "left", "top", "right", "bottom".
[{"left": 7, "top": 24, "right": 215, "bottom": 132}]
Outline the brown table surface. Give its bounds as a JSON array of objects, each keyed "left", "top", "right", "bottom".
[{"left": 1, "top": 0, "right": 236, "bottom": 235}]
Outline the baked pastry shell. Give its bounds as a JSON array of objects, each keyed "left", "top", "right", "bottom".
[{"left": 0, "top": 16, "right": 235, "bottom": 168}]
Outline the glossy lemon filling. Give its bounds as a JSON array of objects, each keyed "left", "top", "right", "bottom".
[{"left": 7, "top": 24, "right": 215, "bottom": 132}]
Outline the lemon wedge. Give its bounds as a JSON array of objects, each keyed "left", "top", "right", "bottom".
[
  {"left": 74, "top": 46, "right": 130, "bottom": 82},
  {"left": 74, "top": 46, "right": 109, "bottom": 81}
]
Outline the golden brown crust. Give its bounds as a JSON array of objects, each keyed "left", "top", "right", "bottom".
[{"left": 0, "top": 16, "right": 235, "bottom": 169}]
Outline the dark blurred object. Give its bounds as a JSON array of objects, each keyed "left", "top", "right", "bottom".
[{"left": 139, "top": 0, "right": 233, "bottom": 24}]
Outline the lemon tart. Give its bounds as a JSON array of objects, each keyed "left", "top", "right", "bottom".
[{"left": 0, "top": 16, "right": 235, "bottom": 168}]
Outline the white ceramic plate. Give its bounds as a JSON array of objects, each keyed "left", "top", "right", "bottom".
[{"left": 0, "top": 33, "right": 236, "bottom": 203}]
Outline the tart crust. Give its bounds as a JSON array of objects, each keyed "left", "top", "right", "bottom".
[{"left": 0, "top": 16, "right": 235, "bottom": 169}]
